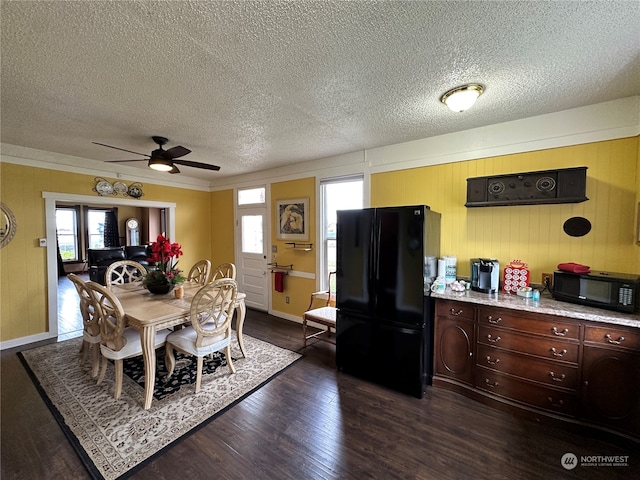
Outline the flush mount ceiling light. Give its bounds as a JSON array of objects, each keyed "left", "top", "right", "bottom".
[{"left": 440, "top": 84, "right": 484, "bottom": 112}]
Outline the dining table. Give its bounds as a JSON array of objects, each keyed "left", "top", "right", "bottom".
[{"left": 109, "top": 281, "right": 247, "bottom": 409}]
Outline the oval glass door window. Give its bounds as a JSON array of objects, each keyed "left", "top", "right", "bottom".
[{"left": 563, "top": 217, "right": 591, "bottom": 237}]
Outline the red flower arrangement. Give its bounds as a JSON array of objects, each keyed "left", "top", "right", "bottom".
[{"left": 143, "top": 234, "right": 186, "bottom": 287}]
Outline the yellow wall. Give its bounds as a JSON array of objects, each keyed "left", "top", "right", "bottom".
[
  {"left": 371, "top": 137, "right": 640, "bottom": 281},
  {"left": 2, "top": 136, "right": 640, "bottom": 343},
  {"left": 0, "top": 163, "right": 211, "bottom": 341},
  {"left": 270, "top": 178, "right": 316, "bottom": 315},
  {"left": 210, "top": 189, "right": 235, "bottom": 267}
]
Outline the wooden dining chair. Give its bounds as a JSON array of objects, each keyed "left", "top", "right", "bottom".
[
  {"left": 209, "top": 262, "right": 236, "bottom": 281},
  {"left": 104, "top": 260, "right": 147, "bottom": 288},
  {"left": 165, "top": 278, "right": 238, "bottom": 393},
  {"left": 68, "top": 273, "right": 101, "bottom": 378},
  {"left": 204, "top": 262, "right": 238, "bottom": 356},
  {"left": 302, "top": 271, "right": 337, "bottom": 347},
  {"left": 85, "top": 281, "right": 172, "bottom": 400},
  {"left": 187, "top": 259, "right": 212, "bottom": 285}
]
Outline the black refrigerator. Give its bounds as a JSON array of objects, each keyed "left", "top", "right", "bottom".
[{"left": 335, "top": 205, "right": 441, "bottom": 398}]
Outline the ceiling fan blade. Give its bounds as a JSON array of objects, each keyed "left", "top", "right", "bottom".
[
  {"left": 169, "top": 165, "right": 181, "bottom": 174},
  {"left": 164, "top": 145, "right": 191, "bottom": 159},
  {"left": 92, "top": 142, "right": 149, "bottom": 157},
  {"left": 105, "top": 159, "right": 148, "bottom": 163},
  {"left": 173, "top": 159, "right": 221, "bottom": 171}
]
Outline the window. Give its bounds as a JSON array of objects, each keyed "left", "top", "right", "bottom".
[
  {"left": 55, "top": 207, "right": 80, "bottom": 261},
  {"left": 87, "top": 209, "right": 107, "bottom": 249},
  {"left": 238, "top": 187, "right": 266, "bottom": 254},
  {"left": 320, "top": 175, "right": 363, "bottom": 290},
  {"left": 238, "top": 187, "right": 265, "bottom": 205},
  {"left": 241, "top": 214, "right": 264, "bottom": 254}
]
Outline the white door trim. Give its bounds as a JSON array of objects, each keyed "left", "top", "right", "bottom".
[
  {"left": 233, "top": 185, "right": 271, "bottom": 312},
  {"left": 42, "top": 192, "right": 175, "bottom": 343}
]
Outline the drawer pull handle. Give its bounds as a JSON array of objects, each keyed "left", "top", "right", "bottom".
[
  {"left": 450, "top": 308, "right": 464, "bottom": 316},
  {"left": 552, "top": 327, "right": 569, "bottom": 336},
  {"left": 486, "top": 356, "right": 500, "bottom": 365},
  {"left": 486, "top": 335, "right": 501, "bottom": 344},
  {"left": 485, "top": 379, "right": 499, "bottom": 388},
  {"left": 548, "top": 397, "right": 564, "bottom": 408},
  {"left": 550, "top": 348, "right": 567, "bottom": 357},
  {"left": 487, "top": 316, "right": 502, "bottom": 324},
  {"left": 549, "top": 372, "right": 566, "bottom": 382},
  {"left": 604, "top": 334, "right": 625, "bottom": 345}
]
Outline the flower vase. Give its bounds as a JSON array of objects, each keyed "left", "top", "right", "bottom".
[{"left": 146, "top": 283, "right": 174, "bottom": 295}]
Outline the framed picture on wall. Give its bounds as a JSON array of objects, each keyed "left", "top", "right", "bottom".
[{"left": 276, "top": 198, "right": 309, "bottom": 240}]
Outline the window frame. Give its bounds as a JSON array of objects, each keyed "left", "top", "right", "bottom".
[
  {"left": 55, "top": 205, "right": 81, "bottom": 262},
  {"left": 85, "top": 207, "right": 113, "bottom": 250},
  {"left": 319, "top": 174, "right": 364, "bottom": 291}
]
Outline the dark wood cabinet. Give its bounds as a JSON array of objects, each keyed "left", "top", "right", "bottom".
[
  {"left": 475, "top": 306, "right": 580, "bottom": 417},
  {"left": 434, "top": 315, "right": 474, "bottom": 385},
  {"left": 434, "top": 301, "right": 475, "bottom": 386},
  {"left": 434, "top": 298, "right": 640, "bottom": 441},
  {"left": 582, "top": 325, "right": 640, "bottom": 437}
]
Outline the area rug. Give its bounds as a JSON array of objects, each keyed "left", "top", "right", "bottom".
[{"left": 18, "top": 334, "right": 302, "bottom": 480}]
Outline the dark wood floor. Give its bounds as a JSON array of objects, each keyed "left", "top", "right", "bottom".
[{"left": 2, "top": 310, "right": 638, "bottom": 480}]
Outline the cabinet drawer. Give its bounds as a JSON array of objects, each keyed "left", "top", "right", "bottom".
[
  {"left": 478, "top": 308, "right": 579, "bottom": 340},
  {"left": 478, "top": 326, "right": 579, "bottom": 364},
  {"left": 477, "top": 344, "right": 578, "bottom": 390},
  {"left": 584, "top": 324, "right": 640, "bottom": 351},
  {"left": 476, "top": 367, "right": 578, "bottom": 416},
  {"left": 436, "top": 300, "right": 474, "bottom": 321}
]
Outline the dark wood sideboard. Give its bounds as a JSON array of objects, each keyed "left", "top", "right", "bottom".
[{"left": 434, "top": 299, "right": 640, "bottom": 441}]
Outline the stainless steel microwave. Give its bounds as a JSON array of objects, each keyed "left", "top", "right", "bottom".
[{"left": 552, "top": 270, "right": 640, "bottom": 313}]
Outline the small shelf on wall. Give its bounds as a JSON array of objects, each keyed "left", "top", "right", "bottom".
[
  {"left": 285, "top": 242, "right": 313, "bottom": 251},
  {"left": 267, "top": 263, "right": 293, "bottom": 272}
]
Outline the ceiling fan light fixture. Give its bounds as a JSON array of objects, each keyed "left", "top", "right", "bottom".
[
  {"left": 440, "top": 84, "right": 484, "bottom": 112},
  {"left": 148, "top": 157, "right": 174, "bottom": 172}
]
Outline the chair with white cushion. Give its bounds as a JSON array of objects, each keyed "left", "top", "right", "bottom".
[
  {"left": 68, "top": 273, "right": 101, "bottom": 378},
  {"left": 104, "top": 260, "right": 147, "bottom": 288},
  {"left": 165, "top": 278, "right": 238, "bottom": 393},
  {"left": 187, "top": 259, "right": 212, "bottom": 285},
  {"left": 302, "top": 271, "right": 337, "bottom": 347},
  {"left": 86, "top": 281, "right": 171, "bottom": 400}
]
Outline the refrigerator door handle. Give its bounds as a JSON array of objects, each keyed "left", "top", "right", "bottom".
[{"left": 374, "top": 223, "right": 381, "bottom": 280}]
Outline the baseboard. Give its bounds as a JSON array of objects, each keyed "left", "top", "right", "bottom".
[{"left": 0, "top": 332, "right": 56, "bottom": 351}]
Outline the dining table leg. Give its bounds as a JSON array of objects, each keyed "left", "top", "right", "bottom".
[
  {"left": 140, "top": 325, "right": 157, "bottom": 410},
  {"left": 235, "top": 297, "right": 247, "bottom": 358}
]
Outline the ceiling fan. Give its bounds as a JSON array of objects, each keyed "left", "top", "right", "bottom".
[{"left": 93, "top": 136, "right": 220, "bottom": 174}]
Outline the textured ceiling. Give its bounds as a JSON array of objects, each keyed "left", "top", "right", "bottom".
[{"left": 1, "top": 1, "right": 639, "bottom": 183}]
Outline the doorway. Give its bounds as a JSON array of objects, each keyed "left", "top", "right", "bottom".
[
  {"left": 235, "top": 187, "right": 269, "bottom": 311},
  {"left": 44, "top": 192, "right": 176, "bottom": 340}
]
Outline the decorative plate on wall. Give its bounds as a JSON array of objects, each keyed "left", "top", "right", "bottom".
[
  {"left": 94, "top": 179, "right": 114, "bottom": 196},
  {"left": 127, "top": 183, "right": 144, "bottom": 199},
  {"left": 113, "top": 181, "right": 128, "bottom": 194}
]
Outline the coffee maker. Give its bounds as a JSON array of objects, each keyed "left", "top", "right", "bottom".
[{"left": 471, "top": 258, "right": 500, "bottom": 293}]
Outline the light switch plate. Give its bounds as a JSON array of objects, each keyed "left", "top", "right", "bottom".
[{"left": 39, "top": 238, "right": 47, "bottom": 247}]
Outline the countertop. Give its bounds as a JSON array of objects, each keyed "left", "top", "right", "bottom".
[{"left": 431, "top": 288, "right": 640, "bottom": 329}]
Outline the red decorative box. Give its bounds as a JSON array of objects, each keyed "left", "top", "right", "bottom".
[{"left": 503, "top": 259, "right": 530, "bottom": 294}]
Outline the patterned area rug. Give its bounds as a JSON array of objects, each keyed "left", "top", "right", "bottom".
[
  {"left": 123, "top": 347, "right": 228, "bottom": 401},
  {"left": 19, "top": 335, "right": 302, "bottom": 480}
]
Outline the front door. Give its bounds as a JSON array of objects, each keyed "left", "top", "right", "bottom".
[{"left": 237, "top": 206, "right": 268, "bottom": 311}]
